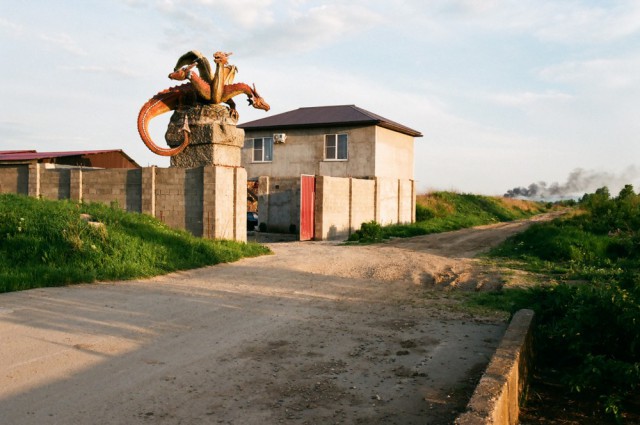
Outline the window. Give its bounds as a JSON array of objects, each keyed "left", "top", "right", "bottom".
[
  {"left": 252, "top": 137, "right": 273, "bottom": 162},
  {"left": 324, "top": 134, "right": 348, "bottom": 160}
]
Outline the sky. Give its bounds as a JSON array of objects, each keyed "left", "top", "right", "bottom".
[{"left": 1, "top": 0, "right": 639, "bottom": 197}]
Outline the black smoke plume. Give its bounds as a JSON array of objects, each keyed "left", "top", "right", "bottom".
[{"left": 505, "top": 166, "right": 639, "bottom": 199}]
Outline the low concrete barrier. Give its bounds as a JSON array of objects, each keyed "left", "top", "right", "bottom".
[{"left": 455, "top": 309, "right": 535, "bottom": 425}]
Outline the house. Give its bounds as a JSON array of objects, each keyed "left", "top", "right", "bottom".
[
  {"left": 238, "top": 105, "right": 422, "bottom": 240},
  {"left": 239, "top": 105, "right": 422, "bottom": 180}
]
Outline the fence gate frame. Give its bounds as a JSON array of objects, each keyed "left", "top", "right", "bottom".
[{"left": 299, "top": 174, "right": 315, "bottom": 240}]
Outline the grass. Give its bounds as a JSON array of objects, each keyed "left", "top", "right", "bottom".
[
  {"left": 349, "top": 191, "right": 548, "bottom": 242},
  {"left": 465, "top": 185, "right": 640, "bottom": 422},
  {"left": 0, "top": 194, "right": 270, "bottom": 293}
]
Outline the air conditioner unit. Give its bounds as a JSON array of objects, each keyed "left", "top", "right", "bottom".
[{"left": 273, "top": 133, "right": 286, "bottom": 144}]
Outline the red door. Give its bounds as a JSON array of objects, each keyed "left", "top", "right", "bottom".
[{"left": 300, "top": 175, "right": 315, "bottom": 240}]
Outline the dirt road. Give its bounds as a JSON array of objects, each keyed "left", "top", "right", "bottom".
[{"left": 0, "top": 215, "right": 553, "bottom": 424}]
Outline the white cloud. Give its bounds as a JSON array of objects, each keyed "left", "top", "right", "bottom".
[
  {"left": 239, "top": 4, "right": 382, "bottom": 55},
  {"left": 0, "top": 17, "right": 23, "bottom": 36},
  {"left": 58, "top": 65, "right": 140, "bottom": 78},
  {"left": 39, "top": 32, "right": 87, "bottom": 56},
  {"left": 488, "top": 90, "right": 573, "bottom": 107},
  {"left": 539, "top": 56, "right": 640, "bottom": 89},
  {"left": 146, "top": 0, "right": 274, "bottom": 30},
  {"left": 375, "top": 0, "right": 640, "bottom": 44},
  {"left": 195, "top": 0, "right": 275, "bottom": 28},
  {"left": 531, "top": 1, "right": 640, "bottom": 43}
]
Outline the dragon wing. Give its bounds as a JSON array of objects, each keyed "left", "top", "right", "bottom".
[
  {"left": 223, "top": 64, "right": 238, "bottom": 85},
  {"left": 174, "top": 50, "right": 214, "bottom": 83}
]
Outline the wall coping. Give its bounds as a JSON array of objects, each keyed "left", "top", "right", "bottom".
[{"left": 455, "top": 309, "right": 535, "bottom": 425}]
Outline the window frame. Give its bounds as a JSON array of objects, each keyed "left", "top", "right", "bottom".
[
  {"left": 324, "top": 133, "right": 348, "bottom": 161},
  {"left": 251, "top": 137, "right": 274, "bottom": 163}
]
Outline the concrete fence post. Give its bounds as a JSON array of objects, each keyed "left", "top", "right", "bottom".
[
  {"left": 348, "top": 177, "right": 354, "bottom": 235},
  {"left": 70, "top": 169, "right": 82, "bottom": 202},
  {"left": 234, "top": 167, "right": 247, "bottom": 242},
  {"left": 27, "top": 163, "right": 40, "bottom": 198},
  {"left": 314, "top": 176, "right": 325, "bottom": 239},
  {"left": 202, "top": 165, "right": 215, "bottom": 239},
  {"left": 257, "top": 176, "right": 269, "bottom": 229},
  {"left": 141, "top": 166, "right": 156, "bottom": 216},
  {"left": 374, "top": 177, "right": 380, "bottom": 223},
  {"left": 397, "top": 179, "right": 402, "bottom": 224},
  {"left": 411, "top": 179, "right": 416, "bottom": 223}
]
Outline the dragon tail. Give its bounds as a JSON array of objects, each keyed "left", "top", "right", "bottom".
[{"left": 137, "top": 85, "right": 192, "bottom": 156}]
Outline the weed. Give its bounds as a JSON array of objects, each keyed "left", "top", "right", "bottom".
[{"left": 468, "top": 185, "right": 640, "bottom": 421}]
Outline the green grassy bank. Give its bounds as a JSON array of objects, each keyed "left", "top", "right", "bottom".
[
  {"left": 469, "top": 185, "right": 640, "bottom": 422},
  {"left": 349, "top": 191, "right": 548, "bottom": 242},
  {"left": 0, "top": 194, "right": 270, "bottom": 293}
]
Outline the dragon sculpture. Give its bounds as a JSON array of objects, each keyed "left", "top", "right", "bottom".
[{"left": 137, "top": 51, "right": 270, "bottom": 156}]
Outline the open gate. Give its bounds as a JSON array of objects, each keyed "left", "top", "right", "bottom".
[{"left": 299, "top": 175, "right": 315, "bottom": 240}]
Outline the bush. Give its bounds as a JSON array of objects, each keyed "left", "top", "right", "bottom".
[
  {"left": 415, "top": 203, "right": 435, "bottom": 221},
  {"left": 478, "top": 185, "right": 640, "bottom": 420},
  {"left": 348, "top": 221, "right": 383, "bottom": 243}
]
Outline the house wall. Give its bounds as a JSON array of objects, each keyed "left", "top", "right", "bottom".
[
  {"left": 0, "top": 163, "right": 246, "bottom": 242},
  {"left": 374, "top": 126, "right": 415, "bottom": 180},
  {"left": 242, "top": 126, "right": 377, "bottom": 179}
]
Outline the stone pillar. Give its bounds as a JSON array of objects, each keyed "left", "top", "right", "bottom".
[
  {"left": 165, "top": 104, "right": 247, "bottom": 242},
  {"left": 166, "top": 104, "right": 244, "bottom": 168}
]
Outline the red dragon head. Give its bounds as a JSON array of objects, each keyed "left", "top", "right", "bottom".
[
  {"left": 249, "top": 84, "right": 270, "bottom": 112},
  {"left": 213, "top": 51, "right": 232, "bottom": 65}
]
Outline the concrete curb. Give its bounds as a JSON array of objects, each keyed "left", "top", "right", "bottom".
[{"left": 455, "top": 309, "right": 535, "bottom": 425}]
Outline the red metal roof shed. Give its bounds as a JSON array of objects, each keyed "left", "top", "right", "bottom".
[{"left": 0, "top": 150, "right": 140, "bottom": 169}]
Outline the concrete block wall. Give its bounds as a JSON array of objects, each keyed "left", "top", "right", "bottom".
[
  {"left": 82, "top": 169, "right": 143, "bottom": 212},
  {"left": 257, "top": 176, "right": 301, "bottom": 234},
  {"left": 398, "top": 178, "right": 415, "bottom": 224},
  {"left": 313, "top": 175, "right": 415, "bottom": 240},
  {"left": 314, "top": 176, "right": 352, "bottom": 240},
  {"left": 39, "top": 168, "right": 71, "bottom": 200},
  {"left": 0, "top": 164, "right": 246, "bottom": 242},
  {"left": 350, "top": 178, "right": 376, "bottom": 234},
  {"left": 375, "top": 177, "right": 400, "bottom": 225},
  {"left": 0, "top": 164, "right": 29, "bottom": 195},
  {"left": 202, "top": 166, "right": 246, "bottom": 240}
]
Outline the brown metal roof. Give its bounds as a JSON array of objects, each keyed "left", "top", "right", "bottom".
[
  {"left": 239, "top": 105, "right": 423, "bottom": 137},
  {"left": 0, "top": 150, "right": 141, "bottom": 168}
]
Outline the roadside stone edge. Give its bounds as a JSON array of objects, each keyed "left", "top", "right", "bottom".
[{"left": 454, "top": 308, "right": 535, "bottom": 425}]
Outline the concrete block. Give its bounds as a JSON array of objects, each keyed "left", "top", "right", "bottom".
[
  {"left": 454, "top": 309, "right": 535, "bottom": 425},
  {"left": 167, "top": 104, "right": 245, "bottom": 168}
]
